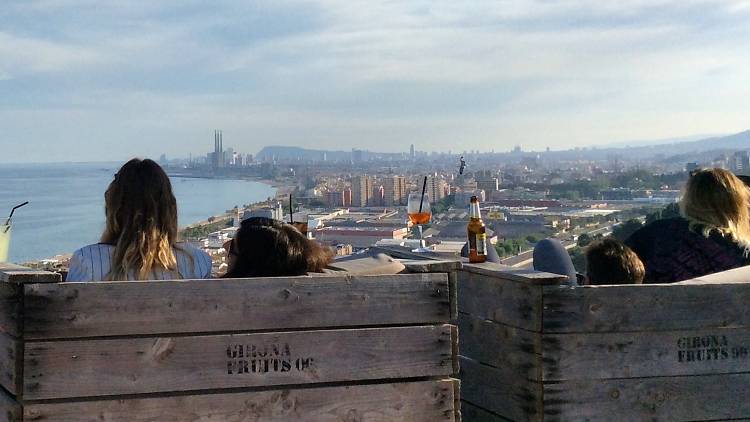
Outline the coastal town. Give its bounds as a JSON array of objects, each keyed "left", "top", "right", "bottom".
[{"left": 24, "top": 129, "right": 750, "bottom": 277}]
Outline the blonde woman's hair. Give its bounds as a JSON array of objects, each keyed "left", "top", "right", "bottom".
[
  {"left": 101, "top": 158, "right": 181, "bottom": 280},
  {"left": 680, "top": 168, "right": 750, "bottom": 250}
]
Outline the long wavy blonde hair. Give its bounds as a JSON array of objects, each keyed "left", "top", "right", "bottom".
[
  {"left": 681, "top": 168, "right": 750, "bottom": 250},
  {"left": 101, "top": 158, "right": 180, "bottom": 280}
]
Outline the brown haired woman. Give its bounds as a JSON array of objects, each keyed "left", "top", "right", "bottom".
[
  {"left": 626, "top": 168, "right": 750, "bottom": 282},
  {"left": 223, "top": 217, "right": 333, "bottom": 278},
  {"left": 67, "top": 158, "right": 212, "bottom": 281}
]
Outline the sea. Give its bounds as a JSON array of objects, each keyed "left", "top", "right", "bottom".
[{"left": 0, "top": 162, "right": 277, "bottom": 263}]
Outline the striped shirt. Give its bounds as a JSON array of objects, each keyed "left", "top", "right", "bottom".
[{"left": 66, "top": 243, "right": 213, "bottom": 281}]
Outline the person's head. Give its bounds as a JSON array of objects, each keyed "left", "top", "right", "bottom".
[
  {"left": 585, "top": 238, "right": 645, "bottom": 285},
  {"left": 101, "top": 158, "right": 178, "bottom": 280},
  {"left": 681, "top": 168, "right": 750, "bottom": 245},
  {"left": 224, "top": 217, "right": 333, "bottom": 278}
]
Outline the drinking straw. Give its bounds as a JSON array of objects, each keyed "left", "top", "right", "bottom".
[
  {"left": 4, "top": 201, "right": 28, "bottom": 232},
  {"left": 418, "top": 176, "right": 427, "bottom": 213},
  {"left": 289, "top": 194, "right": 293, "bottom": 223}
]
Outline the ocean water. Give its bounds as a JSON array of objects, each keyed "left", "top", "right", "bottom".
[{"left": 0, "top": 163, "right": 276, "bottom": 263}]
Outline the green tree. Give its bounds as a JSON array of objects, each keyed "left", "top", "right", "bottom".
[
  {"left": 568, "top": 246, "right": 586, "bottom": 274},
  {"left": 612, "top": 219, "right": 644, "bottom": 242},
  {"left": 577, "top": 233, "right": 592, "bottom": 247}
]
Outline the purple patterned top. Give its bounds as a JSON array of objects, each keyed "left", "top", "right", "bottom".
[{"left": 625, "top": 217, "right": 750, "bottom": 283}]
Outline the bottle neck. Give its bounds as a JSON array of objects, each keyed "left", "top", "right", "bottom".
[{"left": 469, "top": 202, "right": 482, "bottom": 219}]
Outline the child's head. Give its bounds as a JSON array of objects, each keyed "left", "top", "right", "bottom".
[{"left": 585, "top": 237, "right": 645, "bottom": 285}]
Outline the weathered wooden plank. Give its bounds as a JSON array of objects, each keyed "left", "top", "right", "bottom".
[
  {"left": 458, "top": 313, "right": 540, "bottom": 381},
  {"left": 542, "top": 327, "right": 750, "bottom": 382},
  {"left": 0, "top": 334, "right": 19, "bottom": 397},
  {"left": 0, "top": 387, "right": 20, "bottom": 422},
  {"left": 542, "top": 283, "right": 750, "bottom": 333},
  {"left": 24, "top": 325, "right": 455, "bottom": 400},
  {"left": 402, "top": 260, "right": 461, "bottom": 321},
  {"left": 0, "top": 284, "right": 20, "bottom": 337},
  {"left": 461, "top": 263, "right": 566, "bottom": 286},
  {"left": 24, "top": 379, "right": 459, "bottom": 422},
  {"left": 459, "top": 357, "right": 541, "bottom": 422},
  {"left": 543, "top": 373, "right": 750, "bottom": 421},
  {"left": 402, "top": 260, "right": 462, "bottom": 274},
  {"left": 458, "top": 271, "right": 543, "bottom": 332},
  {"left": 24, "top": 273, "right": 450, "bottom": 339},
  {"left": 0, "top": 263, "right": 60, "bottom": 284},
  {"left": 461, "top": 402, "right": 510, "bottom": 422}
]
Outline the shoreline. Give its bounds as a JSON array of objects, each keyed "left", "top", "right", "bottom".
[{"left": 17, "top": 176, "right": 287, "bottom": 267}]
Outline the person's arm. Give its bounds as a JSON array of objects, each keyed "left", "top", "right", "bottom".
[{"left": 66, "top": 248, "right": 93, "bottom": 282}]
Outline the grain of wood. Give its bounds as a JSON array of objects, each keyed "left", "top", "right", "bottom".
[
  {"left": 458, "top": 271, "right": 543, "bottom": 332},
  {"left": 24, "top": 379, "right": 459, "bottom": 422},
  {"left": 23, "top": 273, "right": 450, "bottom": 339},
  {"left": 0, "top": 333, "right": 19, "bottom": 396},
  {"left": 459, "top": 357, "right": 541, "bottom": 422},
  {"left": 460, "top": 402, "right": 511, "bottom": 422},
  {"left": 0, "top": 284, "right": 20, "bottom": 337},
  {"left": 543, "top": 373, "right": 750, "bottom": 421},
  {"left": 461, "top": 263, "right": 566, "bottom": 285},
  {"left": 458, "top": 313, "right": 540, "bottom": 381},
  {"left": 542, "top": 327, "right": 750, "bottom": 381},
  {"left": 23, "top": 325, "right": 455, "bottom": 400},
  {"left": 0, "top": 263, "right": 60, "bottom": 284},
  {"left": 542, "top": 283, "right": 750, "bottom": 333}
]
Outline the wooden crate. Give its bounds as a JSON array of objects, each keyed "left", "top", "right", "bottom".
[
  {"left": 457, "top": 262, "right": 750, "bottom": 421},
  {"left": 0, "top": 263, "right": 460, "bottom": 421}
]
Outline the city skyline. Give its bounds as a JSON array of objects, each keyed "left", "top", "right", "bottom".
[{"left": 2, "top": 1, "right": 750, "bottom": 163}]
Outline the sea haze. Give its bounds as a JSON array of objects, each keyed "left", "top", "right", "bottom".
[{"left": 0, "top": 163, "right": 276, "bottom": 263}]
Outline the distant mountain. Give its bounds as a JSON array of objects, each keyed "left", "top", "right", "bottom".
[
  {"left": 253, "top": 129, "right": 750, "bottom": 165},
  {"left": 255, "top": 146, "right": 406, "bottom": 162}
]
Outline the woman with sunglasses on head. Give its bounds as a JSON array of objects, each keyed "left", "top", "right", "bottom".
[
  {"left": 625, "top": 168, "right": 750, "bottom": 283},
  {"left": 67, "top": 158, "right": 212, "bottom": 281},
  {"left": 223, "top": 217, "right": 333, "bottom": 278}
]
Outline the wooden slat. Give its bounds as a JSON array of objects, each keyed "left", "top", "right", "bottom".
[
  {"left": 461, "top": 402, "right": 510, "bottom": 422},
  {"left": 0, "top": 263, "right": 60, "bottom": 284},
  {"left": 401, "top": 260, "right": 462, "bottom": 274},
  {"left": 24, "top": 379, "right": 459, "bottom": 422},
  {"left": 0, "top": 284, "right": 20, "bottom": 337},
  {"left": 461, "top": 263, "right": 566, "bottom": 286},
  {"left": 542, "top": 283, "right": 750, "bottom": 333},
  {"left": 23, "top": 325, "right": 455, "bottom": 400},
  {"left": 0, "top": 387, "right": 20, "bottom": 422},
  {"left": 542, "top": 327, "right": 750, "bottom": 381},
  {"left": 403, "top": 260, "right": 461, "bottom": 321},
  {"left": 543, "top": 373, "right": 750, "bottom": 421},
  {"left": 0, "top": 334, "right": 19, "bottom": 397},
  {"left": 458, "top": 271, "right": 543, "bottom": 332},
  {"left": 23, "top": 273, "right": 450, "bottom": 339},
  {"left": 458, "top": 313, "right": 540, "bottom": 381},
  {"left": 459, "top": 357, "right": 541, "bottom": 422}
]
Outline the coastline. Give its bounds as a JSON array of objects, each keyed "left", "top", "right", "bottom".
[{"left": 14, "top": 173, "right": 284, "bottom": 267}]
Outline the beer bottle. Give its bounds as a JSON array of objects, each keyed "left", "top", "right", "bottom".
[{"left": 467, "top": 195, "right": 487, "bottom": 263}]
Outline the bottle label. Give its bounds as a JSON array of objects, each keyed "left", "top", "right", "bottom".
[{"left": 476, "top": 233, "right": 487, "bottom": 255}]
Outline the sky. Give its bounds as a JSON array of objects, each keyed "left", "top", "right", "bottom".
[{"left": 1, "top": 0, "right": 750, "bottom": 163}]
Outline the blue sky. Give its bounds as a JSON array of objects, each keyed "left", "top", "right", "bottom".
[{"left": 1, "top": 0, "right": 749, "bottom": 162}]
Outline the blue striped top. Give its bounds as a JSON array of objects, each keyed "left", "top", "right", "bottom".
[{"left": 66, "top": 243, "right": 213, "bottom": 281}]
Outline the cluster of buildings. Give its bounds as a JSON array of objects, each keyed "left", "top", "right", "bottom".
[{"left": 207, "top": 130, "right": 254, "bottom": 169}]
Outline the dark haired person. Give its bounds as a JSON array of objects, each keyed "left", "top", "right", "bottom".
[
  {"left": 67, "top": 158, "right": 212, "bottom": 281},
  {"left": 585, "top": 238, "right": 644, "bottom": 285},
  {"left": 626, "top": 168, "right": 750, "bottom": 283},
  {"left": 223, "top": 217, "right": 333, "bottom": 278}
]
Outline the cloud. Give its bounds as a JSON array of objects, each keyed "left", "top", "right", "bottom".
[{"left": 1, "top": 0, "right": 750, "bottom": 162}]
